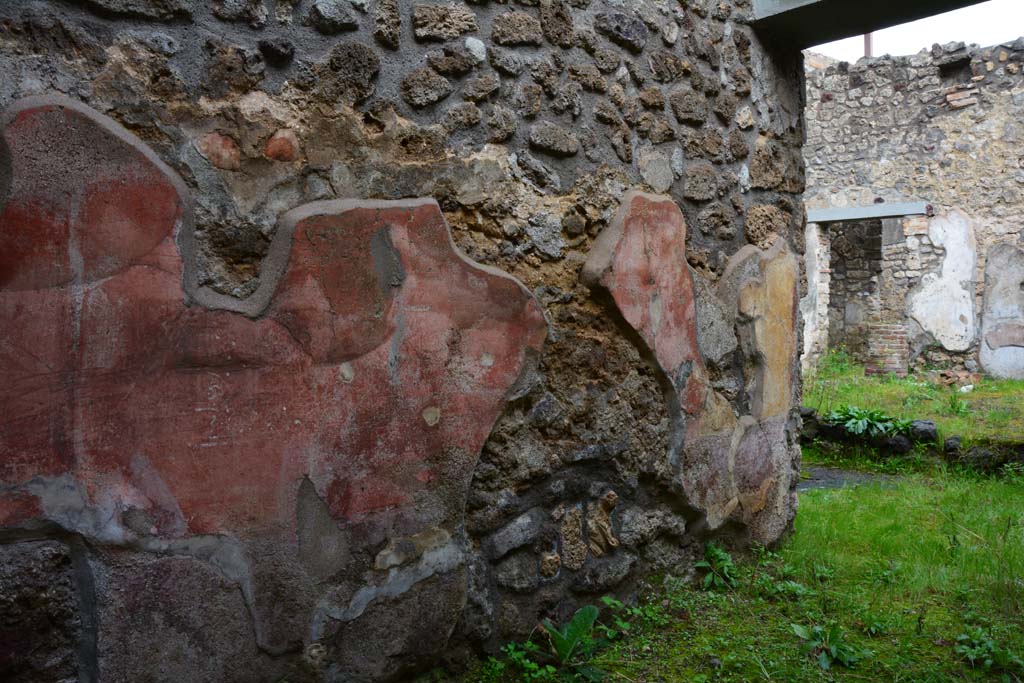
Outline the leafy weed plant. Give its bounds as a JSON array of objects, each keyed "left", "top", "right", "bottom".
[
  {"left": 696, "top": 542, "right": 738, "bottom": 590},
  {"left": 946, "top": 393, "right": 970, "bottom": 417},
  {"left": 822, "top": 405, "right": 912, "bottom": 437},
  {"left": 791, "top": 623, "right": 870, "bottom": 670},
  {"left": 539, "top": 606, "right": 606, "bottom": 681},
  {"left": 954, "top": 624, "right": 1024, "bottom": 674}
]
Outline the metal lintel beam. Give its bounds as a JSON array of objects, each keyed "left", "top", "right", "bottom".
[
  {"left": 806, "top": 202, "right": 930, "bottom": 224},
  {"left": 752, "top": 0, "right": 991, "bottom": 49}
]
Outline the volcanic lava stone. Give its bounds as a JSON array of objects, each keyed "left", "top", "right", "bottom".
[
  {"left": 307, "top": 0, "right": 358, "bottom": 34},
  {"left": 491, "top": 11, "right": 543, "bottom": 46},
  {"left": 528, "top": 121, "right": 579, "bottom": 157},
  {"left": 258, "top": 39, "right": 294, "bottom": 66},
  {"left": 427, "top": 46, "right": 477, "bottom": 76},
  {"left": 412, "top": 3, "right": 478, "bottom": 41},
  {"left": 594, "top": 10, "right": 648, "bottom": 53},
  {"left": 401, "top": 67, "right": 454, "bottom": 107},
  {"left": 909, "top": 420, "right": 939, "bottom": 443}
]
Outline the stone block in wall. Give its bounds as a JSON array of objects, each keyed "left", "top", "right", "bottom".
[
  {"left": 902, "top": 216, "right": 930, "bottom": 236},
  {"left": 881, "top": 217, "right": 903, "bottom": 246},
  {"left": 74, "top": 0, "right": 192, "bottom": 21},
  {"left": 93, "top": 551, "right": 285, "bottom": 682}
]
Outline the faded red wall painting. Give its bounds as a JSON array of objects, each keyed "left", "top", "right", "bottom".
[{"left": 0, "top": 96, "right": 546, "bottom": 679}]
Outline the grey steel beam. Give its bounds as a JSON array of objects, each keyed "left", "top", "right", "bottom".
[
  {"left": 806, "top": 202, "right": 930, "bottom": 223},
  {"left": 752, "top": 0, "right": 991, "bottom": 49}
]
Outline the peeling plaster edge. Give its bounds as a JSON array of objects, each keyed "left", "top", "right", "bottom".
[
  {"left": 3, "top": 474, "right": 288, "bottom": 657},
  {"left": 308, "top": 540, "right": 466, "bottom": 642}
]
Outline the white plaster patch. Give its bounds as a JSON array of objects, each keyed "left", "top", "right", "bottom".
[
  {"left": 638, "top": 147, "right": 673, "bottom": 193},
  {"left": 799, "top": 222, "right": 829, "bottom": 375},
  {"left": 339, "top": 362, "right": 355, "bottom": 383},
  {"left": 979, "top": 243, "right": 1024, "bottom": 378},
  {"left": 422, "top": 405, "right": 441, "bottom": 426},
  {"left": 310, "top": 539, "right": 465, "bottom": 639},
  {"left": 907, "top": 211, "right": 977, "bottom": 352}
]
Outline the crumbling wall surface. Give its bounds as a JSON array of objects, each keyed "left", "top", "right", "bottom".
[
  {"left": 804, "top": 40, "right": 1024, "bottom": 371},
  {"left": 799, "top": 221, "right": 829, "bottom": 374},
  {"left": 979, "top": 244, "right": 1024, "bottom": 378},
  {"left": 0, "top": 1, "right": 806, "bottom": 680}
]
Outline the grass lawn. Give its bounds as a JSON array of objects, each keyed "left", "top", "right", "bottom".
[
  {"left": 450, "top": 469, "right": 1024, "bottom": 682},
  {"left": 804, "top": 351, "right": 1024, "bottom": 445}
]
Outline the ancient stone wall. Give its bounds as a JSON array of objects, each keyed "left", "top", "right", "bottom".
[
  {"left": 810, "top": 214, "right": 937, "bottom": 376},
  {"left": 804, "top": 40, "right": 1024, "bottom": 375},
  {"left": 825, "top": 218, "right": 882, "bottom": 356},
  {"left": 0, "top": 1, "right": 806, "bottom": 681}
]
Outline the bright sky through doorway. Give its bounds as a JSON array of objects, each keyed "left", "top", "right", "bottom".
[{"left": 810, "top": 0, "right": 1024, "bottom": 62}]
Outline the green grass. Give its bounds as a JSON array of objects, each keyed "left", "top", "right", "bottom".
[
  {"left": 452, "top": 470, "right": 1024, "bottom": 683},
  {"left": 805, "top": 350, "right": 1024, "bottom": 445}
]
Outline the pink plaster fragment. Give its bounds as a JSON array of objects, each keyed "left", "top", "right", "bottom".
[
  {"left": 582, "top": 190, "right": 797, "bottom": 543},
  {"left": 264, "top": 128, "right": 300, "bottom": 162},
  {"left": 195, "top": 131, "right": 241, "bottom": 170},
  {"left": 986, "top": 321, "right": 1024, "bottom": 349},
  {"left": 582, "top": 191, "right": 712, "bottom": 417}
]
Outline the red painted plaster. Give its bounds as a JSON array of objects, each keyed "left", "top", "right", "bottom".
[{"left": 0, "top": 99, "right": 546, "bottom": 548}]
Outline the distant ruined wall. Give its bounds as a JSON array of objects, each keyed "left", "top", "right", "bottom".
[
  {"left": 824, "top": 218, "right": 882, "bottom": 356},
  {"left": 0, "top": 1, "right": 806, "bottom": 681},
  {"left": 803, "top": 40, "right": 1024, "bottom": 376}
]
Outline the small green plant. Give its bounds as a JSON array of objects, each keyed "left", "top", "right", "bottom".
[
  {"left": 751, "top": 542, "right": 779, "bottom": 566},
  {"left": 945, "top": 393, "right": 970, "bottom": 416},
  {"left": 869, "top": 560, "right": 901, "bottom": 585},
  {"left": 661, "top": 576, "right": 692, "bottom": 613},
  {"left": 954, "top": 625, "right": 1024, "bottom": 673},
  {"left": 539, "top": 605, "right": 607, "bottom": 681},
  {"left": 596, "top": 596, "right": 631, "bottom": 640},
  {"left": 812, "top": 562, "right": 835, "bottom": 583},
  {"left": 791, "top": 623, "right": 869, "bottom": 671},
  {"left": 502, "top": 641, "right": 558, "bottom": 681},
  {"left": 777, "top": 561, "right": 799, "bottom": 580},
  {"left": 478, "top": 656, "right": 507, "bottom": 682},
  {"left": 861, "top": 619, "right": 889, "bottom": 637},
  {"left": 491, "top": 604, "right": 619, "bottom": 682},
  {"left": 1001, "top": 461, "right": 1024, "bottom": 481},
  {"left": 597, "top": 595, "right": 671, "bottom": 637},
  {"left": 892, "top": 417, "right": 914, "bottom": 434},
  {"left": 823, "top": 405, "right": 910, "bottom": 437},
  {"left": 696, "top": 542, "right": 738, "bottom": 590},
  {"left": 755, "top": 575, "right": 811, "bottom": 600},
  {"left": 628, "top": 602, "right": 670, "bottom": 628},
  {"left": 901, "top": 380, "right": 938, "bottom": 408}
]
